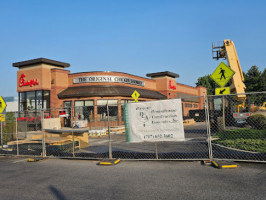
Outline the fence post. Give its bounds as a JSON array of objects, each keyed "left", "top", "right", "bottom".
[
  {"left": 0, "top": 120, "right": 2, "bottom": 146},
  {"left": 25, "top": 111, "right": 27, "bottom": 139},
  {"left": 155, "top": 142, "right": 159, "bottom": 160},
  {"left": 16, "top": 113, "right": 19, "bottom": 156},
  {"left": 41, "top": 110, "right": 46, "bottom": 157},
  {"left": 205, "top": 95, "right": 213, "bottom": 160},
  {"left": 222, "top": 96, "right": 225, "bottom": 130},
  {"left": 107, "top": 101, "right": 112, "bottom": 159},
  {"left": 72, "top": 107, "right": 75, "bottom": 158},
  {"left": 72, "top": 128, "right": 75, "bottom": 158}
]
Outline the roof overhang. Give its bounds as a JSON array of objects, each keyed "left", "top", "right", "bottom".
[
  {"left": 58, "top": 85, "right": 166, "bottom": 100},
  {"left": 13, "top": 58, "right": 70, "bottom": 68},
  {"left": 146, "top": 71, "right": 179, "bottom": 78}
]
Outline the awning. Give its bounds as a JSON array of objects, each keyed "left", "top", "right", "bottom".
[{"left": 58, "top": 85, "right": 166, "bottom": 99}]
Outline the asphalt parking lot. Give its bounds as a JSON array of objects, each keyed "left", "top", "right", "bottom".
[
  {"left": 81, "top": 122, "right": 209, "bottom": 156},
  {"left": 0, "top": 156, "right": 265, "bottom": 200}
]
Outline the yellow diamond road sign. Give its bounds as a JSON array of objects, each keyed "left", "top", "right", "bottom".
[
  {"left": 215, "top": 87, "right": 230, "bottom": 95},
  {"left": 131, "top": 90, "right": 140, "bottom": 102},
  {"left": 0, "top": 96, "right": 7, "bottom": 114},
  {"left": 0, "top": 114, "right": 5, "bottom": 122},
  {"left": 210, "top": 62, "right": 235, "bottom": 87}
]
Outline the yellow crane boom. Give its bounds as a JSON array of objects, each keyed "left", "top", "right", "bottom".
[{"left": 212, "top": 39, "right": 246, "bottom": 101}]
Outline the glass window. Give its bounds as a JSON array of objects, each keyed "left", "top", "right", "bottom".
[
  {"left": 64, "top": 101, "right": 72, "bottom": 108},
  {"left": 20, "top": 92, "right": 26, "bottom": 102},
  {"left": 97, "top": 100, "right": 118, "bottom": 121},
  {"left": 19, "top": 92, "right": 27, "bottom": 111},
  {"left": 75, "top": 101, "right": 84, "bottom": 107},
  {"left": 75, "top": 101, "right": 84, "bottom": 120},
  {"left": 106, "top": 100, "right": 118, "bottom": 105},
  {"left": 85, "top": 100, "right": 93, "bottom": 106},
  {"left": 27, "top": 91, "right": 36, "bottom": 110},
  {"left": 43, "top": 91, "right": 50, "bottom": 110},
  {"left": 36, "top": 91, "right": 43, "bottom": 109},
  {"left": 84, "top": 100, "right": 94, "bottom": 122},
  {"left": 19, "top": 101, "right": 27, "bottom": 112},
  {"left": 185, "top": 103, "right": 192, "bottom": 108},
  {"left": 74, "top": 100, "right": 94, "bottom": 122},
  {"left": 97, "top": 100, "right": 108, "bottom": 106},
  {"left": 19, "top": 90, "right": 50, "bottom": 112}
]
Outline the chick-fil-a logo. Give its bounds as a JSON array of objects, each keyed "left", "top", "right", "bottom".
[
  {"left": 19, "top": 73, "right": 39, "bottom": 87},
  {"left": 169, "top": 80, "right": 176, "bottom": 90}
]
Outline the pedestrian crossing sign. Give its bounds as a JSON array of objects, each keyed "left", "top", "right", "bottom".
[
  {"left": 131, "top": 90, "right": 140, "bottom": 102},
  {"left": 215, "top": 87, "right": 230, "bottom": 95},
  {"left": 210, "top": 62, "right": 235, "bottom": 87},
  {"left": 0, "top": 96, "right": 7, "bottom": 114}
]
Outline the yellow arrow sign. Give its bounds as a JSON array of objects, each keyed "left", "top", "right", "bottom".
[
  {"left": 0, "top": 96, "right": 7, "bottom": 114},
  {"left": 0, "top": 114, "right": 5, "bottom": 122},
  {"left": 131, "top": 90, "right": 140, "bottom": 102},
  {"left": 215, "top": 87, "right": 230, "bottom": 95},
  {"left": 210, "top": 62, "right": 235, "bottom": 87}
]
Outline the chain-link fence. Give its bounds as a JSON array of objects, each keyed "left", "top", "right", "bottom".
[
  {"left": 0, "top": 112, "right": 19, "bottom": 156},
  {"left": 208, "top": 91, "right": 266, "bottom": 162},
  {"left": 0, "top": 92, "right": 265, "bottom": 162}
]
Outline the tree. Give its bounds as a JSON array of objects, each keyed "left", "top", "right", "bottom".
[
  {"left": 244, "top": 65, "right": 262, "bottom": 92},
  {"left": 243, "top": 66, "right": 265, "bottom": 105},
  {"left": 259, "top": 68, "right": 266, "bottom": 91},
  {"left": 196, "top": 75, "right": 216, "bottom": 95},
  {"left": 2, "top": 112, "right": 16, "bottom": 143}
]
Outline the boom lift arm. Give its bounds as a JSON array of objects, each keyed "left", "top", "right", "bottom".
[{"left": 212, "top": 39, "right": 246, "bottom": 101}]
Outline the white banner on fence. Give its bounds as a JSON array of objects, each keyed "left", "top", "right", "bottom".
[{"left": 124, "top": 99, "right": 185, "bottom": 143}]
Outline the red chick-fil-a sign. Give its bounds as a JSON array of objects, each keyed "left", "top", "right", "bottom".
[
  {"left": 169, "top": 80, "right": 176, "bottom": 90},
  {"left": 19, "top": 73, "right": 39, "bottom": 87}
]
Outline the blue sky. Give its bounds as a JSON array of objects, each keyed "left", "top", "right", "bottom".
[{"left": 0, "top": 0, "right": 265, "bottom": 97}]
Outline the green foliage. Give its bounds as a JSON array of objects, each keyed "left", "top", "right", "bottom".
[
  {"left": 243, "top": 66, "right": 266, "bottom": 105},
  {"left": 2, "top": 112, "right": 16, "bottom": 144},
  {"left": 213, "top": 128, "right": 266, "bottom": 153},
  {"left": 214, "top": 128, "right": 265, "bottom": 140},
  {"left": 260, "top": 68, "right": 266, "bottom": 91},
  {"left": 217, "top": 139, "right": 266, "bottom": 153},
  {"left": 244, "top": 65, "right": 262, "bottom": 92},
  {"left": 246, "top": 114, "right": 266, "bottom": 130},
  {"left": 196, "top": 75, "right": 216, "bottom": 95},
  {"left": 6, "top": 112, "right": 16, "bottom": 122}
]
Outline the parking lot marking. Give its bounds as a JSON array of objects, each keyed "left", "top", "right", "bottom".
[
  {"left": 212, "top": 160, "right": 238, "bottom": 169},
  {"left": 12, "top": 159, "right": 29, "bottom": 163}
]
